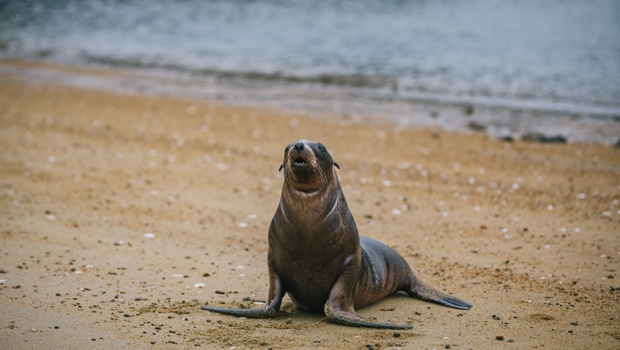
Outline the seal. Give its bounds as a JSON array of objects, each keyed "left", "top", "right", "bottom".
[{"left": 202, "top": 139, "right": 472, "bottom": 329}]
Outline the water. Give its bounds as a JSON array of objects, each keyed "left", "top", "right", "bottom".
[{"left": 1, "top": 0, "right": 619, "bottom": 142}]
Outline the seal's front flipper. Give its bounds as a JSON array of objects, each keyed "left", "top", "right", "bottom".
[
  {"left": 324, "top": 300, "right": 413, "bottom": 329},
  {"left": 407, "top": 277, "right": 472, "bottom": 310},
  {"left": 201, "top": 305, "right": 278, "bottom": 318},
  {"left": 324, "top": 252, "right": 412, "bottom": 329},
  {"left": 202, "top": 263, "right": 286, "bottom": 318}
]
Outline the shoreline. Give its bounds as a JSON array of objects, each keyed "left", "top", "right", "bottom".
[
  {"left": 1, "top": 58, "right": 619, "bottom": 145},
  {"left": 1, "top": 63, "right": 619, "bottom": 349}
]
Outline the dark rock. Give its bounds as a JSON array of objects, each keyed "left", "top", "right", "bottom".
[
  {"left": 467, "top": 121, "right": 485, "bottom": 131},
  {"left": 521, "top": 132, "right": 567, "bottom": 143},
  {"left": 496, "top": 336, "right": 504, "bottom": 340},
  {"left": 463, "top": 105, "right": 474, "bottom": 115},
  {"left": 393, "top": 332, "right": 401, "bottom": 338}
]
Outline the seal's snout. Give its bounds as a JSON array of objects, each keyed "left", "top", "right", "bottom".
[
  {"left": 292, "top": 142, "right": 309, "bottom": 167},
  {"left": 293, "top": 142, "right": 305, "bottom": 152},
  {"left": 288, "top": 140, "right": 313, "bottom": 169}
]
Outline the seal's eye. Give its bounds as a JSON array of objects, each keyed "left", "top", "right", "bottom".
[
  {"left": 284, "top": 145, "right": 291, "bottom": 155},
  {"left": 318, "top": 144, "right": 327, "bottom": 155}
]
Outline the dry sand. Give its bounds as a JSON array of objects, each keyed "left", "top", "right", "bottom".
[{"left": 1, "top": 61, "right": 619, "bottom": 349}]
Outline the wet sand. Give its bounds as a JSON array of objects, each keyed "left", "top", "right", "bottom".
[{"left": 0, "top": 62, "right": 619, "bottom": 349}]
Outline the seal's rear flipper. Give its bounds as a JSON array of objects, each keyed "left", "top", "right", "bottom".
[
  {"left": 324, "top": 301, "right": 412, "bottom": 329},
  {"left": 202, "top": 305, "right": 279, "bottom": 318},
  {"left": 415, "top": 294, "right": 472, "bottom": 310},
  {"left": 406, "top": 278, "right": 472, "bottom": 310}
]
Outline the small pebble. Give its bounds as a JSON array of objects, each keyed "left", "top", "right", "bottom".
[
  {"left": 144, "top": 233, "right": 155, "bottom": 238},
  {"left": 124, "top": 314, "right": 130, "bottom": 317},
  {"left": 496, "top": 336, "right": 504, "bottom": 340},
  {"left": 445, "top": 345, "right": 451, "bottom": 349},
  {"left": 570, "top": 322, "right": 578, "bottom": 326},
  {"left": 393, "top": 332, "right": 401, "bottom": 338},
  {"left": 508, "top": 339, "right": 514, "bottom": 342}
]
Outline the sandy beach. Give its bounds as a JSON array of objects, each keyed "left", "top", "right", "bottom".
[{"left": 1, "top": 61, "right": 619, "bottom": 349}]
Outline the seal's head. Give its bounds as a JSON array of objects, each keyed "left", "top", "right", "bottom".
[{"left": 280, "top": 139, "right": 339, "bottom": 193}]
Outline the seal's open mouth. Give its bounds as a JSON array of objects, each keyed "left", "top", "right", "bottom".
[{"left": 293, "top": 157, "right": 311, "bottom": 168}]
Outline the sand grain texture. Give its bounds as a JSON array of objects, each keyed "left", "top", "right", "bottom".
[{"left": 0, "top": 64, "right": 619, "bottom": 349}]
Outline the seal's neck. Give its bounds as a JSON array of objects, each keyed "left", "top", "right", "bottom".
[{"left": 281, "top": 172, "right": 340, "bottom": 221}]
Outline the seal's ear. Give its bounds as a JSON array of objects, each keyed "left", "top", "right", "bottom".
[
  {"left": 279, "top": 164, "right": 283, "bottom": 171},
  {"left": 334, "top": 162, "right": 340, "bottom": 169}
]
